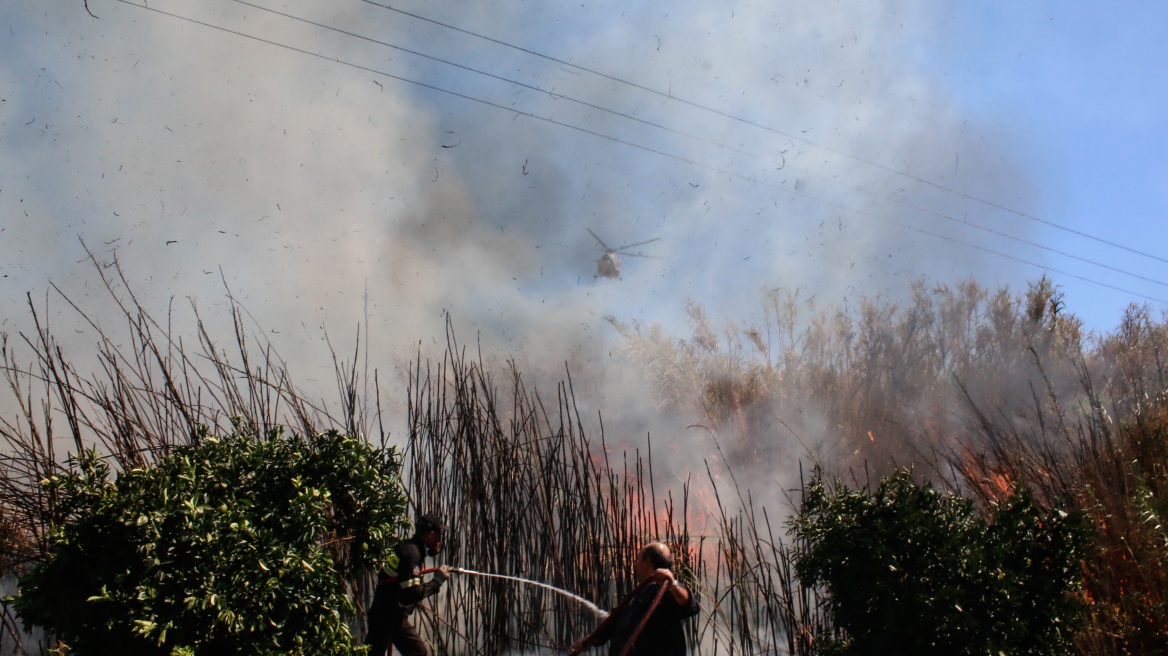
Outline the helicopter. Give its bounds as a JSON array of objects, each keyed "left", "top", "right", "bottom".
[{"left": 587, "top": 228, "right": 660, "bottom": 279}]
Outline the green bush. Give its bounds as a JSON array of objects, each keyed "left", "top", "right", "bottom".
[
  {"left": 11, "top": 429, "right": 409, "bottom": 655},
  {"left": 789, "top": 469, "right": 1087, "bottom": 656}
]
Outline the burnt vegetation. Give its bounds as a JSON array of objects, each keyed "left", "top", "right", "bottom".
[
  {"left": 0, "top": 262, "right": 1165, "bottom": 654},
  {"left": 611, "top": 277, "right": 1168, "bottom": 654}
]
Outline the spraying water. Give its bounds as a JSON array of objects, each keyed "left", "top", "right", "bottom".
[{"left": 453, "top": 568, "right": 609, "bottom": 619}]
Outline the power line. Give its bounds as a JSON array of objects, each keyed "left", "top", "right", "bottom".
[
  {"left": 864, "top": 191, "right": 1168, "bottom": 289},
  {"left": 111, "top": 0, "right": 1167, "bottom": 305},
  {"left": 846, "top": 208, "right": 1168, "bottom": 305},
  {"left": 359, "top": 0, "right": 1168, "bottom": 268},
  {"left": 234, "top": 0, "right": 1167, "bottom": 291},
  {"left": 232, "top": 0, "right": 762, "bottom": 157},
  {"left": 224, "top": 0, "right": 1167, "bottom": 291}
]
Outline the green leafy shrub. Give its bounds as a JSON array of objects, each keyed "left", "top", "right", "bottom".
[
  {"left": 12, "top": 429, "right": 409, "bottom": 655},
  {"left": 790, "top": 469, "right": 1087, "bottom": 656}
]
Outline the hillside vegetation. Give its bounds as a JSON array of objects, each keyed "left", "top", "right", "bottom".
[
  {"left": 611, "top": 277, "right": 1168, "bottom": 653},
  {"left": 1, "top": 265, "right": 1166, "bottom": 654}
]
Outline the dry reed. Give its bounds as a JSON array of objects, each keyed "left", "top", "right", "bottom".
[{"left": 0, "top": 255, "right": 824, "bottom": 655}]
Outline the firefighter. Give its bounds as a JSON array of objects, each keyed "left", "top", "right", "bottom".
[
  {"left": 365, "top": 513, "right": 452, "bottom": 656},
  {"left": 569, "top": 541, "right": 699, "bottom": 656}
]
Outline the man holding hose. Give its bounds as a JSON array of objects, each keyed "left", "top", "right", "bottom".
[
  {"left": 365, "top": 513, "right": 453, "bottom": 656},
  {"left": 569, "top": 541, "right": 700, "bottom": 656}
]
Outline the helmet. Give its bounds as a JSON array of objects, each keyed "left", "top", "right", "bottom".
[{"left": 416, "top": 513, "right": 447, "bottom": 536}]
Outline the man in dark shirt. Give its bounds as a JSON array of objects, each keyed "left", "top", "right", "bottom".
[
  {"left": 365, "top": 513, "right": 452, "bottom": 656},
  {"left": 569, "top": 541, "right": 700, "bottom": 656}
]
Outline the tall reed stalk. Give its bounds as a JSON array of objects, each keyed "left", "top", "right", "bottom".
[
  {"left": 396, "top": 327, "right": 825, "bottom": 654},
  {"left": 0, "top": 257, "right": 824, "bottom": 655}
]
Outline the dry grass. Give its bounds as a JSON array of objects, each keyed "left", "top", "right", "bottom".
[
  {"left": 7, "top": 255, "right": 1168, "bottom": 654},
  {"left": 607, "top": 278, "right": 1090, "bottom": 479},
  {"left": 396, "top": 326, "right": 825, "bottom": 654},
  {"left": 0, "top": 255, "right": 825, "bottom": 655},
  {"left": 611, "top": 277, "right": 1168, "bottom": 654}
]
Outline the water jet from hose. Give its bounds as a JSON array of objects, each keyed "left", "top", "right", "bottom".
[{"left": 451, "top": 567, "right": 609, "bottom": 619}]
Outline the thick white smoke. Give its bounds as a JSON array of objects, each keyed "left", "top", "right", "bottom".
[{"left": 1, "top": 0, "right": 1036, "bottom": 456}]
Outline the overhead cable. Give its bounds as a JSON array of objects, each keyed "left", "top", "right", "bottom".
[
  {"left": 112, "top": 0, "right": 1167, "bottom": 304},
  {"left": 359, "top": 0, "right": 1168, "bottom": 266}
]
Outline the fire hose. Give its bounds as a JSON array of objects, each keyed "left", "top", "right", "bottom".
[
  {"left": 376, "top": 566, "right": 447, "bottom": 585},
  {"left": 616, "top": 578, "right": 672, "bottom": 656},
  {"left": 572, "top": 575, "right": 674, "bottom": 656},
  {"left": 378, "top": 566, "right": 672, "bottom": 655}
]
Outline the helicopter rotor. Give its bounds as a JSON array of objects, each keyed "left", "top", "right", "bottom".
[
  {"left": 613, "top": 237, "right": 661, "bottom": 252},
  {"left": 586, "top": 228, "right": 612, "bottom": 252}
]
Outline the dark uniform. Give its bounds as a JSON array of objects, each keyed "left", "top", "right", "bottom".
[
  {"left": 365, "top": 530, "right": 447, "bottom": 656},
  {"left": 590, "top": 580, "right": 700, "bottom": 656}
]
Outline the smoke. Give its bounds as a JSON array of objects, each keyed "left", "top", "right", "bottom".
[{"left": 1, "top": 0, "right": 1036, "bottom": 462}]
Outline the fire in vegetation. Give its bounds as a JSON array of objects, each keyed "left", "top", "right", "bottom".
[{"left": 3, "top": 260, "right": 1168, "bottom": 654}]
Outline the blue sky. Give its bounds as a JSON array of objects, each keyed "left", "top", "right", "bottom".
[
  {"left": 926, "top": 4, "right": 1168, "bottom": 329},
  {"left": 1, "top": 0, "right": 1165, "bottom": 405}
]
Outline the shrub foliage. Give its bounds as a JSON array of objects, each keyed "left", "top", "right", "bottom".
[
  {"left": 11, "top": 429, "right": 408, "bottom": 656},
  {"left": 790, "top": 469, "right": 1088, "bottom": 656}
]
